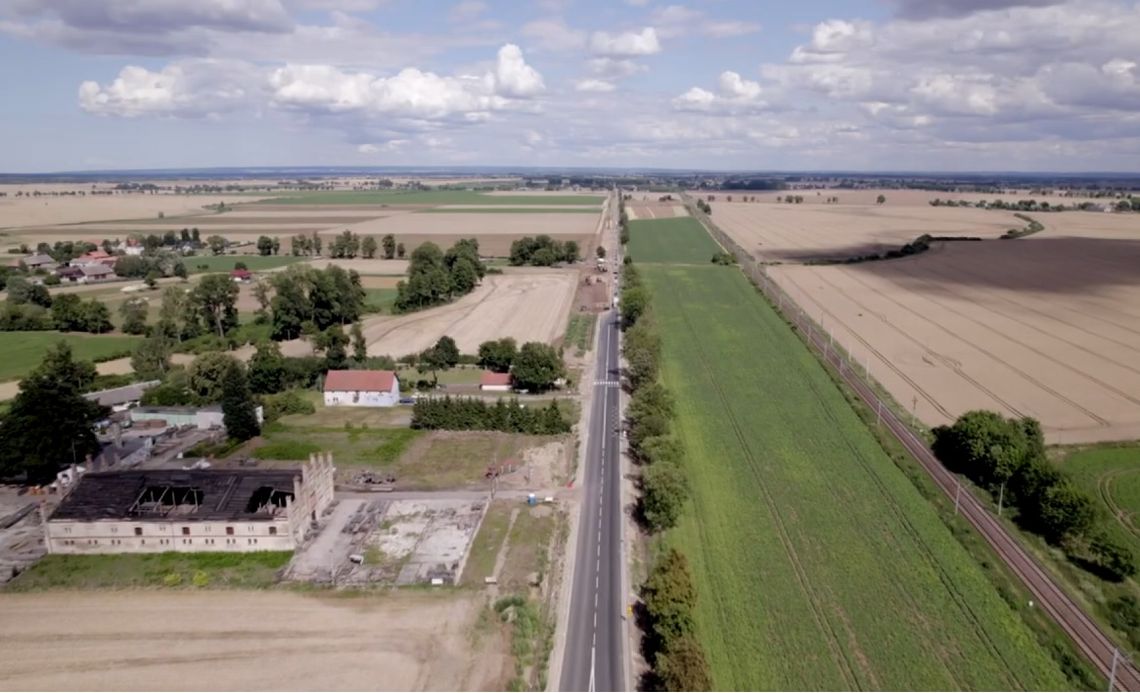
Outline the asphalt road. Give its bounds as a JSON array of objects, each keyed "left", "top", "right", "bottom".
[{"left": 560, "top": 308, "right": 624, "bottom": 692}]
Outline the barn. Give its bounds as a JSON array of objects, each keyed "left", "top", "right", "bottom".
[
  {"left": 323, "top": 369, "right": 400, "bottom": 407},
  {"left": 480, "top": 371, "right": 513, "bottom": 392}
]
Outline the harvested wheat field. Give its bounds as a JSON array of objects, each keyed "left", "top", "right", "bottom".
[
  {"left": 0, "top": 591, "right": 508, "bottom": 691},
  {"left": 0, "top": 190, "right": 269, "bottom": 229},
  {"left": 714, "top": 203, "right": 1023, "bottom": 262},
  {"left": 626, "top": 198, "right": 687, "bottom": 220},
  {"left": 769, "top": 234, "right": 1140, "bottom": 443},
  {"left": 690, "top": 188, "right": 1127, "bottom": 208},
  {"left": 361, "top": 269, "right": 577, "bottom": 356}
]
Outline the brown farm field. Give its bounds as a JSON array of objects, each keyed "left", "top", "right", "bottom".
[
  {"left": 690, "top": 187, "right": 1133, "bottom": 208},
  {"left": 360, "top": 268, "right": 577, "bottom": 356},
  {"left": 712, "top": 202, "right": 1022, "bottom": 262},
  {"left": 768, "top": 232, "right": 1140, "bottom": 444},
  {"left": 0, "top": 591, "right": 510, "bottom": 691}
]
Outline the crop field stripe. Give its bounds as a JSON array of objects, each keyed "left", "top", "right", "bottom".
[
  {"left": 415, "top": 207, "right": 600, "bottom": 214},
  {"left": 645, "top": 264, "right": 1069, "bottom": 690},
  {"left": 258, "top": 191, "right": 604, "bottom": 206},
  {"left": 626, "top": 217, "right": 723, "bottom": 264}
]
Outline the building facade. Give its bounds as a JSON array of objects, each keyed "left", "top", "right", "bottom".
[
  {"left": 44, "top": 454, "right": 335, "bottom": 555},
  {"left": 323, "top": 369, "right": 400, "bottom": 407}
]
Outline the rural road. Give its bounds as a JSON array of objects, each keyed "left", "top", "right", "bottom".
[
  {"left": 560, "top": 307, "right": 624, "bottom": 692},
  {"left": 561, "top": 189, "right": 626, "bottom": 692}
]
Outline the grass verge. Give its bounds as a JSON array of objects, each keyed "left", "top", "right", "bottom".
[{"left": 6, "top": 551, "right": 292, "bottom": 591}]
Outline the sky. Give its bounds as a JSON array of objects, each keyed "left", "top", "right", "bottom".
[{"left": 1, "top": 0, "right": 1139, "bottom": 173}]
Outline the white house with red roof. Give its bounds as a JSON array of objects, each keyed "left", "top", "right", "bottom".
[
  {"left": 479, "top": 371, "right": 513, "bottom": 392},
  {"left": 323, "top": 369, "right": 400, "bottom": 407}
]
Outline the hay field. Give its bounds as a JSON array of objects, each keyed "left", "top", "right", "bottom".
[
  {"left": 769, "top": 234, "right": 1140, "bottom": 443},
  {"left": 361, "top": 269, "right": 577, "bottom": 357},
  {"left": 0, "top": 591, "right": 508, "bottom": 691},
  {"left": 690, "top": 188, "right": 1131, "bottom": 208},
  {"left": 0, "top": 190, "right": 269, "bottom": 228},
  {"left": 713, "top": 203, "right": 1021, "bottom": 262}
]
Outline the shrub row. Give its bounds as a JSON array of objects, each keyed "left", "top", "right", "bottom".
[
  {"left": 642, "top": 550, "right": 713, "bottom": 691},
  {"left": 410, "top": 396, "right": 569, "bottom": 434}
]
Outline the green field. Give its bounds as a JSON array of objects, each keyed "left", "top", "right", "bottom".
[
  {"left": 417, "top": 207, "right": 600, "bottom": 214},
  {"left": 186, "top": 255, "right": 303, "bottom": 274},
  {"left": 364, "top": 288, "right": 398, "bottom": 314},
  {"left": 261, "top": 191, "right": 604, "bottom": 206},
  {"left": 627, "top": 217, "right": 723, "bottom": 264},
  {"left": 0, "top": 331, "right": 142, "bottom": 383},
  {"left": 1062, "top": 444, "right": 1140, "bottom": 558},
  {"left": 644, "top": 264, "right": 1067, "bottom": 690},
  {"left": 5, "top": 551, "right": 291, "bottom": 590}
]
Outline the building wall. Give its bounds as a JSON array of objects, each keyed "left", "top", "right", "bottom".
[
  {"left": 45, "top": 517, "right": 293, "bottom": 554},
  {"left": 323, "top": 381, "right": 399, "bottom": 407},
  {"left": 287, "top": 453, "right": 336, "bottom": 544}
]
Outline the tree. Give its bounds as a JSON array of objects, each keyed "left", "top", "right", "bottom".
[
  {"left": 877, "top": 194, "right": 887, "bottom": 205},
  {"left": 130, "top": 334, "right": 173, "bottom": 379},
  {"left": 563, "top": 240, "right": 580, "bottom": 263},
  {"left": 206, "top": 235, "right": 227, "bottom": 255},
  {"left": 1088, "top": 533, "right": 1137, "bottom": 582},
  {"left": 396, "top": 242, "right": 406, "bottom": 259},
  {"left": 257, "top": 235, "right": 274, "bottom": 256},
  {"left": 351, "top": 322, "right": 367, "bottom": 362},
  {"left": 79, "top": 300, "right": 113, "bottom": 333},
  {"left": 247, "top": 340, "right": 287, "bottom": 395},
  {"left": 144, "top": 269, "right": 160, "bottom": 289},
  {"left": 271, "top": 237, "right": 281, "bottom": 256},
  {"left": 311, "top": 231, "right": 323, "bottom": 257},
  {"left": 252, "top": 280, "right": 271, "bottom": 324},
  {"left": 381, "top": 234, "right": 396, "bottom": 259},
  {"left": 643, "top": 549, "right": 698, "bottom": 643},
  {"left": 434, "top": 335, "right": 460, "bottom": 367},
  {"left": 221, "top": 361, "right": 260, "bottom": 442},
  {"left": 0, "top": 343, "right": 107, "bottom": 483},
  {"left": 393, "top": 242, "right": 452, "bottom": 313},
  {"left": 417, "top": 335, "right": 459, "bottom": 385},
  {"left": 511, "top": 342, "right": 565, "bottom": 392},
  {"left": 188, "top": 352, "right": 241, "bottom": 403},
  {"left": 1035, "top": 480, "right": 1097, "bottom": 543},
  {"left": 449, "top": 255, "right": 479, "bottom": 295},
  {"left": 50, "top": 293, "right": 83, "bottom": 331},
  {"left": 192, "top": 273, "right": 239, "bottom": 337},
  {"left": 642, "top": 461, "right": 688, "bottom": 532},
  {"left": 478, "top": 337, "right": 517, "bottom": 372},
  {"left": 6, "top": 276, "right": 52, "bottom": 308},
  {"left": 316, "top": 326, "right": 350, "bottom": 370},
  {"left": 656, "top": 635, "right": 713, "bottom": 692},
  {"left": 596, "top": 246, "right": 607, "bottom": 259},
  {"left": 173, "top": 261, "right": 188, "bottom": 279},
  {"left": 361, "top": 235, "right": 378, "bottom": 259},
  {"left": 119, "top": 298, "right": 149, "bottom": 335}
]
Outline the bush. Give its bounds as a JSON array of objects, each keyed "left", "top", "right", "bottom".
[
  {"left": 192, "top": 570, "right": 210, "bottom": 588},
  {"left": 411, "top": 396, "right": 569, "bottom": 434},
  {"left": 262, "top": 390, "right": 315, "bottom": 422},
  {"left": 163, "top": 572, "right": 183, "bottom": 587}
]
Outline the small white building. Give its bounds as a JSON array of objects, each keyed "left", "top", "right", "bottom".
[{"left": 323, "top": 369, "right": 400, "bottom": 407}]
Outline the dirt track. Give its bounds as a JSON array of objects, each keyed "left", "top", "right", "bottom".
[{"left": 0, "top": 591, "right": 508, "bottom": 691}]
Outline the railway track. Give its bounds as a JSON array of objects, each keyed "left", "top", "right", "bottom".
[
  {"left": 780, "top": 275, "right": 1140, "bottom": 691},
  {"left": 682, "top": 196, "right": 1140, "bottom": 691}
]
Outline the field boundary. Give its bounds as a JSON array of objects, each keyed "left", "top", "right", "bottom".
[{"left": 681, "top": 193, "right": 1140, "bottom": 689}]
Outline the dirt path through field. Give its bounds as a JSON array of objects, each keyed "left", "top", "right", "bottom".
[{"left": 0, "top": 590, "right": 507, "bottom": 691}]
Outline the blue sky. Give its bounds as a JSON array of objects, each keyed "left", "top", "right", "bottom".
[{"left": 1, "top": 0, "right": 1139, "bottom": 172}]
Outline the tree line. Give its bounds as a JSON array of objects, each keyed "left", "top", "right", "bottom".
[
  {"left": 934, "top": 411, "right": 1135, "bottom": 581},
  {"left": 288, "top": 231, "right": 406, "bottom": 259},
  {"left": 410, "top": 396, "right": 569, "bottom": 434},
  {"left": 619, "top": 259, "right": 710, "bottom": 689},
  {"left": 0, "top": 278, "right": 112, "bottom": 334}
]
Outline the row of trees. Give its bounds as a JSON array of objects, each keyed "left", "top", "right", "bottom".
[
  {"left": 288, "top": 231, "right": 409, "bottom": 259},
  {"left": 619, "top": 257, "right": 708, "bottom": 690},
  {"left": 409, "top": 396, "right": 569, "bottom": 434},
  {"left": 694, "top": 199, "right": 711, "bottom": 215},
  {"left": 393, "top": 239, "right": 485, "bottom": 314},
  {"left": 0, "top": 280, "right": 113, "bottom": 334},
  {"left": 508, "top": 235, "right": 579, "bottom": 267},
  {"left": 933, "top": 411, "right": 1135, "bottom": 581},
  {"left": 255, "top": 235, "right": 283, "bottom": 256}
]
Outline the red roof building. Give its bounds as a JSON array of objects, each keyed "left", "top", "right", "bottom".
[
  {"left": 231, "top": 269, "right": 253, "bottom": 282},
  {"left": 480, "top": 371, "right": 513, "bottom": 391},
  {"left": 323, "top": 370, "right": 400, "bottom": 407}
]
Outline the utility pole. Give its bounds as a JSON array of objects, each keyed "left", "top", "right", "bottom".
[
  {"left": 997, "top": 481, "right": 1006, "bottom": 518},
  {"left": 1109, "top": 647, "right": 1120, "bottom": 692},
  {"left": 954, "top": 482, "right": 962, "bottom": 515}
]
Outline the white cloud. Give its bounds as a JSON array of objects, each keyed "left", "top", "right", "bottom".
[
  {"left": 356, "top": 143, "right": 379, "bottom": 153},
  {"left": 588, "top": 57, "right": 646, "bottom": 79},
  {"left": 448, "top": 0, "right": 487, "bottom": 22},
  {"left": 494, "top": 44, "right": 544, "bottom": 97},
  {"left": 673, "top": 86, "right": 715, "bottom": 109},
  {"left": 520, "top": 18, "right": 586, "bottom": 52},
  {"left": 650, "top": 4, "right": 760, "bottom": 39},
  {"left": 590, "top": 27, "right": 660, "bottom": 56},
  {"left": 79, "top": 59, "right": 259, "bottom": 117},
  {"left": 718, "top": 71, "right": 762, "bottom": 99},
  {"left": 10, "top": 0, "right": 293, "bottom": 34},
  {"left": 674, "top": 70, "right": 768, "bottom": 114},
  {"left": 576, "top": 79, "right": 616, "bottom": 92}
]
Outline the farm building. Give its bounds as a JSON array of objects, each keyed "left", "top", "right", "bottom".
[
  {"left": 44, "top": 454, "right": 335, "bottom": 554},
  {"left": 84, "top": 380, "right": 160, "bottom": 412},
  {"left": 19, "top": 254, "right": 58, "bottom": 271},
  {"left": 480, "top": 371, "right": 513, "bottom": 391},
  {"left": 129, "top": 404, "right": 264, "bottom": 430},
  {"left": 323, "top": 369, "right": 400, "bottom": 407}
]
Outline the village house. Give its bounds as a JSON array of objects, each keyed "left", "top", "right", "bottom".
[
  {"left": 43, "top": 454, "right": 335, "bottom": 555},
  {"left": 19, "top": 254, "right": 58, "bottom": 272},
  {"left": 323, "top": 369, "right": 400, "bottom": 407}
]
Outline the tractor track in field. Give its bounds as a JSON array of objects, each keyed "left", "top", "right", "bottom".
[{"left": 659, "top": 272, "right": 862, "bottom": 690}]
